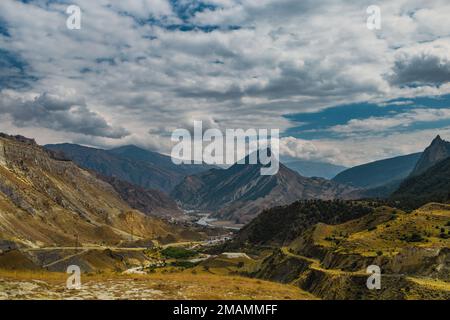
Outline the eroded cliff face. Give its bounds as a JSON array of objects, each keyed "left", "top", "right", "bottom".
[
  {"left": 0, "top": 140, "right": 6, "bottom": 167},
  {"left": 0, "top": 134, "right": 179, "bottom": 247}
]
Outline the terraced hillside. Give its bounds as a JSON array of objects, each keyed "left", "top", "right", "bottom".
[{"left": 225, "top": 201, "right": 450, "bottom": 299}]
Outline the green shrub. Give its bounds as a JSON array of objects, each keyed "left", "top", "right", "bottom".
[
  {"left": 161, "top": 247, "right": 196, "bottom": 259},
  {"left": 401, "top": 233, "right": 425, "bottom": 243}
]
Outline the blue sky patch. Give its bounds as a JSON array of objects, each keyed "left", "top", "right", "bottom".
[{"left": 284, "top": 95, "right": 450, "bottom": 139}]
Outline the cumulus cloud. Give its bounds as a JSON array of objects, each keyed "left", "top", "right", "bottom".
[
  {"left": 280, "top": 136, "right": 341, "bottom": 163},
  {"left": 388, "top": 41, "right": 450, "bottom": 86},
  {"left": 0, "top": 89, "right": 129, "bottom": 138},
  {"left": 0, "top": 0, "right": 449, "bottom": 165}
]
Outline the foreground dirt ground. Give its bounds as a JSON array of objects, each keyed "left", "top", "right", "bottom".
[{"left": 0, "top": 270, "right": 316, "bottom": 300}]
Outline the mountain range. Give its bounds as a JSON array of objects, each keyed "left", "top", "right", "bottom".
[
  {"left": 332, "top": 152, "right": 422, "bottom": 189},
  {"left": 45, "top": 143, "right": 213, "bottom": 193},
  {"left": 1, "top": 132, "right": 449, "bottom": 300},
  {"left": 332, "top": 135, "right": 450, "bottom": 200},
  {"left": 172, "top": 154, "right": 357, "bottom": 224},
  {"left": 43, "top": 135, "right": 450, "bottom": 225}
]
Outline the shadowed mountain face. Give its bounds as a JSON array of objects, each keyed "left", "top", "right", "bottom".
[
  {"left": 45, "top": 144, "right": 213, "bottom": 193},
  {"left": 410, "top": 135, "right": 450, "bottom": 177},
  {"left": 391, "top": 157, "right": 450, "bottom": 209},
  {"left": 332, "top": 152, "right": 422, "bottom": 189},
  {"left": 172, "top": 157, "right": 357, "bottom": 224},
  {"left": 0, "top": 134, "right": 184, "bottom": 247},
  {"left": 97, "top": 175, "right": 183, "bottom": 218},
  {"left": 283, "top": 159, "right": 347, "bottom": 179}
]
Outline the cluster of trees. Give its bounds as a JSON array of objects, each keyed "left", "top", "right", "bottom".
[{"left": 161, "top": 247, "right": 197, "bottom": 259}]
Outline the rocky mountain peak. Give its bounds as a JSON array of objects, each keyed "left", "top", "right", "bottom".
[
  {"left": 410, "top": 135, "right": 450, "bottom": 176},
  {"left": 431, "top": 134, "right": 443, "bottom": 145}
]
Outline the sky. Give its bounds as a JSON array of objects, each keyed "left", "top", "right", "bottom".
[{"left": 1, "top": 0, "right": 450, "bottom": 167}]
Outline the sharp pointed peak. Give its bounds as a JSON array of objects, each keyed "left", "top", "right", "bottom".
[
  {"left": 430, "top": 134, "right": 447, "bottom": 146},
  {"left": 433, "top": 134, "right": 442, "bottom": 142}
]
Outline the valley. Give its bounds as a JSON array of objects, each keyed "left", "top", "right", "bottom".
[
  {"left": 3, "top": 0, "right": 450, "bottom": 305},
  {"left": 0, "top": 133, "right": 449, "bottom": 300}
]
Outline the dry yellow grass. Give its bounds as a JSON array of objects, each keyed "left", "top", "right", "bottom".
[
  {"left": 407, "top": 277, "right": 450, "bottom": 292},
  {"left": 0, "top": 269, "right": 316, "bottom": 300}
]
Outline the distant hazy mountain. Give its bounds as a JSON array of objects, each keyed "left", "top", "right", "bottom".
[
  {"left": 283, "top": 159, "right": 347, "bottom": 179},
  {"left": 108, "top": 145, "right": 212, "bottom": 176},
  {"left": 391, "top": 156, "right": 450, "bottom": 209},
  {"left": 45, "top": 143, "right": 213, "bottom": 193},
  {"left": 332, "top": 152, "right": 422, "bottom": 189},
  {"left": 172, "top": 154, "right": 357, "bottom": 224},
  {"left": 409, "top": 135, "right": 450, "bottom": 177}
]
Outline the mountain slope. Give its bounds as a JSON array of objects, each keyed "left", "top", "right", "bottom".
[
  {"left": 227, "top": 200, "right": 374, "bottom": 248},
  {"left": 227, "top": 200, "right": 450, "bottom": 299},
  {"left": 108, "top": 145, "right": 212, "bottom": 176},
  {"left": 172, "top": 158, "right": 357, "bottom": 224},
  {"left": 283, "top": 159, "right": 347, "bottom": 179},
  {"left": 45, "top": 143, "right": 212, "bottom": 193},
  {"left": 410, "top": 135, "right": 450, "bottom": 176},
  {"left": 391, "top": 157, "right": 450, "bottom": 209},
  {"left": 0, "top": 134, "right": 184, "bottom": 247},
  {"left": 332, "top": 152, "right": 422, "bottom": 189},
  {"left": 98, "top": 175, "right": 183, "bottom": 218}
]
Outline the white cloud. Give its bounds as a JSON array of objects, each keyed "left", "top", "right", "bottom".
[
  {"left": 0, "top": 0, "right": 449, "bottom": 165},
  {"left": 330, "top": 108, "right": 450, "bottom": 134}
]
